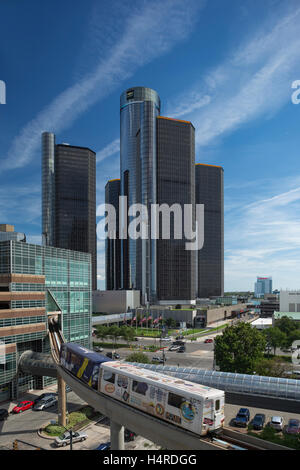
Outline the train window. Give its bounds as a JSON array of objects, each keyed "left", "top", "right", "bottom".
[
  {"left": 168, "top": 392, "right": 185, "bottom": 409},
  {"left": 117, "top": 375, "right": 128, "bottom": 389},
  {"left": 132, "top": 380, "right": 148, "bottom": 395},
  {"left": 103, "top": 370, "right": 115, "bottom": 384},
  {"left": 215, "top": 400, "right": 220, "bottom": 411}
]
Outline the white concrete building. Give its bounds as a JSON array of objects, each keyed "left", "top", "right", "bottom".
[
  {"left": 93, "top": 290, "right": 140, "bottom": 314},
  {"left": 280, "top": 290, "right": 300, "bottom": 313}
]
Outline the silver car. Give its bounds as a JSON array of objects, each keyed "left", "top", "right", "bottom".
[
  {"left": 34, "top": 396, "right": 58, "bottom": 411},
  {"left": 270, "top": 416, "right": 284, "bottom": 431},
  {"left": 55, "top": 430, "right": 88, "bottom": 447}
]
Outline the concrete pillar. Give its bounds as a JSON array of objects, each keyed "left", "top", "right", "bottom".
[
  {"left": 57, "top": 374, "right": 66, "bottom": 427},
  {"left": 110, "top": 421, "right": 125, "bottom": 450}
]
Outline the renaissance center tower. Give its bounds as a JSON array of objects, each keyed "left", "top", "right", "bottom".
[{"left": 120, "top": 87, "right": 160, "bottom": 303}]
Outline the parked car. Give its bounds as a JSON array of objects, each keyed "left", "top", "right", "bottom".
[
  {"left": 234, "top": 408, "right": 250, "bottom": 427},
  {"left": 125, "top": 429, "right": 136, "bottom": 442},
  {"left": 33, "top": 392, "right": 57, "bottom": 405},
  {"left": 285, "top": 419, "right": 300, "bottom": 435},
  {"left": 252, "top": 413, "right": 266, "bottom": 430},
  {"left": 168, "top": 345, "right": 179, "bottom": 351},
  {"left": 33, "top": 395, "right": 58, "bottom": 411},
  {"left": 269, "top": 416, "right": 284, "bottom": 431},
  {"left": 152, "top": 356, "right": 165, "bottom": 364},
  {"left": 172, "top": 340, "right": 185, "bottom": 346},
  {"left": 65, "top": 385, "right": 72, "bottom": 393},
  {"left": 161, "top": 337, "right": 172, "bottom": 342},
  {"left": 106, "top": 352, "right": 120, "bottom": 359},
  {"left": 55, "top": 430, "right": 88, "bottom": 447},
  {"left": 177, "top": 346, "right": 186, "bottom": 353},
  {"left": 12, "top": 401, "right": 34, "bottom": 413},
  {"left": 176, "top": 335, "right": 184, "bottom": 340},
  {"left": 94, "top": 346, "right": 104, "bottom": 353},
  {"left": 95, "top": 441, "right": 111, "bottom": 450},
  {"left": 0, "top": 408, "right": 9, "bottom": 420},
  {"left": 204, "top": 338, "right": 213, "bottom": 344}
]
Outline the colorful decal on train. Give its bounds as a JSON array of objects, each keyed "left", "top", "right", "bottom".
[
  {"left": 105, "top": 383, "right": 115, "bottom": 394},
  {"left": 180, "top": 402, "right": 196, "bottom": 421}
]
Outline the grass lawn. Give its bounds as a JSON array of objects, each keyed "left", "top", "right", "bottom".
[{"left": 132, "top": 327, "right": 205, "bottom": 338}]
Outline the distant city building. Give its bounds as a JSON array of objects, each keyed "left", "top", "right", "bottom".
[
  {"left": 260, "top": 297, "right": 279, "bottom": 318},
  {"left": 0, "top": 224, "right": 26, "bottom": 242},
  {"left": 280, "top": 290, "right": 300, "bottom": 312},
  {"left": 254, "top": 277, "right": 272, "bottom": 298},
  {"left": 93, "top": 290, "right": 140, "bottom": 315},
  {"left": 42, "top": 132, "right": 97, "bottom": 290},
  {"left": 0, "top": 240, "right": 91, "bottom": 402},
  {"left": 105, "top": 179, "right": 121, "bottom": 290},
  {"left": 195, "top": 164, "right": 224, "bottom": 298}
]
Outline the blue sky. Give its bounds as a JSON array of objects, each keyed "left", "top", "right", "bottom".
[{"left": 1, "top": 0, "right": 300, "bottom": 292}]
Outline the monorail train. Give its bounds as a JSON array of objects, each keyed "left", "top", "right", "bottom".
[
  {"left": 59, "top": 343, "right": 225, "bottom": 435},
  {"left": 59, "top": 342, "right": 113, "bottom": 389}
]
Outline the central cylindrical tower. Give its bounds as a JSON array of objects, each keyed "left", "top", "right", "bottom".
[{"left": 120, "top": 87, "right": 160, "bottom": 304}]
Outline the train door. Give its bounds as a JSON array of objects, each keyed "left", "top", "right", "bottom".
[{"left": 213, "top": 396, "right": 224, "bottom": 429}]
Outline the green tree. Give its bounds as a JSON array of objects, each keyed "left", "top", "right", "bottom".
[
  {"left": 96, "top": 325, "right": 110, "bottom": 342},
  {"left": 166, "top": 317, "right": 176, "bottom": 328},
  {"left": 263, "top": 327, "right": 286, "bottom": 356},
  {"left": 254, "top": 357, "right": 292, "bottom": 378},
  {"left": 126, "top": 352, "right": 149, "bottom": 363},
  {"left": 108, "top": 325, "right": 120, "bottom": 348},
  {"left": 214, "top": 322, "right": 266, "bottom": 374},
  {"left": 275, "top": 316, "right": 299, "bottom": 335}
]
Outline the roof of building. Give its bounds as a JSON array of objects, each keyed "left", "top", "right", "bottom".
[
  {"left": 157, "top": 115, "right": 193, "bottom": 127},
  {"left": 273, "top": 312, "right": 300, "bottom": 321},
  {"left": 251, "top": 318, "right": 273, "bottom": 326},
  {"left": 195, "top": 163, "right": 223, "bottom": 169}
]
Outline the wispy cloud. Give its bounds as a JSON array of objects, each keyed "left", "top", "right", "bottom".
[
  {"left": 165, "top": 4, "right": 300, "bottom": 149},
  {"left": 0, "top": 0, "right": 204, "bottom": 174},
  {"left": 96, "top": 139, "right": 120, "bottom": 164},
  {"left": 225, "top": 178, "right": 300, "bottom": 290}
]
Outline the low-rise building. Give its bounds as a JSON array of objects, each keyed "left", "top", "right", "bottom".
[
  {"left": 280, "top": 290, "right": 300, "bottom": 313},
  {"left": 93, "top": 290, "right": 140, "bottom": 314},
  {"left": 273, "top": 311, "right": 300, "bottom": 325},
  {"left": 0, "top": 240, "right": 92, "bottom": 402}
]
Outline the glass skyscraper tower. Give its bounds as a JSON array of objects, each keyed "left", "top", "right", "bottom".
[
  {"left": 42, "top": 133, "right": 97, "bottom": 290},
  {"left": 120, "top": 87, "right": 160, "bottom": 303}
]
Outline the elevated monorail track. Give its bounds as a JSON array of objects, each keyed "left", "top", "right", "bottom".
[{"left": 46, "top": 319, "right": 291, "bottom": 450}]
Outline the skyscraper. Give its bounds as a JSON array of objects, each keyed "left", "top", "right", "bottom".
[
  {"left": 120, "top": 87, "right": 160, "bottom": 303},
  {"left": 105, "top": 179, "right": 121, "bottom": 290},
  {"left": 42, "top": 133, "right": 97, "bottom": 290},
  {"left": 254, "top": 277, "right": 272, "bottom": 298},
  {"left": 156, "top": 116, "right": 196, "bottom": 302},
  {"left": 195, "top": 164, "right": 224, "bottom": 298}
]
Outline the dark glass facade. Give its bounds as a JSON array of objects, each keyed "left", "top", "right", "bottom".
[
  {"left": 156, "top": 117, "right": 196, "bottom": 301},
  {"left": 105, "top": 179, "right": 121, "bottom": 290},
  {"left": 195, "top": 164, "right": 224, "bottom": 298},
  {"left": 120, "top": 87, "right": 160, "bottom": 303},
  {"left": 42, "top": 137, "right": 97, "bottom": 291}
]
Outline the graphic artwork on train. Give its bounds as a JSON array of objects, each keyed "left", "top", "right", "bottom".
[
  {"left": 59, "top": 343, "right": 112, "bottom": 389},
  {"left": 99, "top": 362, "right": 225, "bottom": 435}
]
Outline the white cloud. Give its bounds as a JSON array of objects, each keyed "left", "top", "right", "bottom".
[
  {"left": 96, "top": 139, "right": 120, "bottom": 164},
  {"left": 224, "top": 179, "right": 300, "bottom": 291},
  {"left": 0, "top": 0, "right": 204, "bottom": 174}
]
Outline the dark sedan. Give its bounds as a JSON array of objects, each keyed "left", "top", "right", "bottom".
[
  {"left": 0, "top": 408, "right": 9, "bottom": 420},
  {"left": 252, "top": 413, "right": 265, "bottom": 430}
]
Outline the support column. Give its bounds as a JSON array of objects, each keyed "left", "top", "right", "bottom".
[
  {"left": 110, "top": 421, "right": 125, "bottom": 450},
  {"left": 57, "top": 373, "right": 66, "bottom": 427}
]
